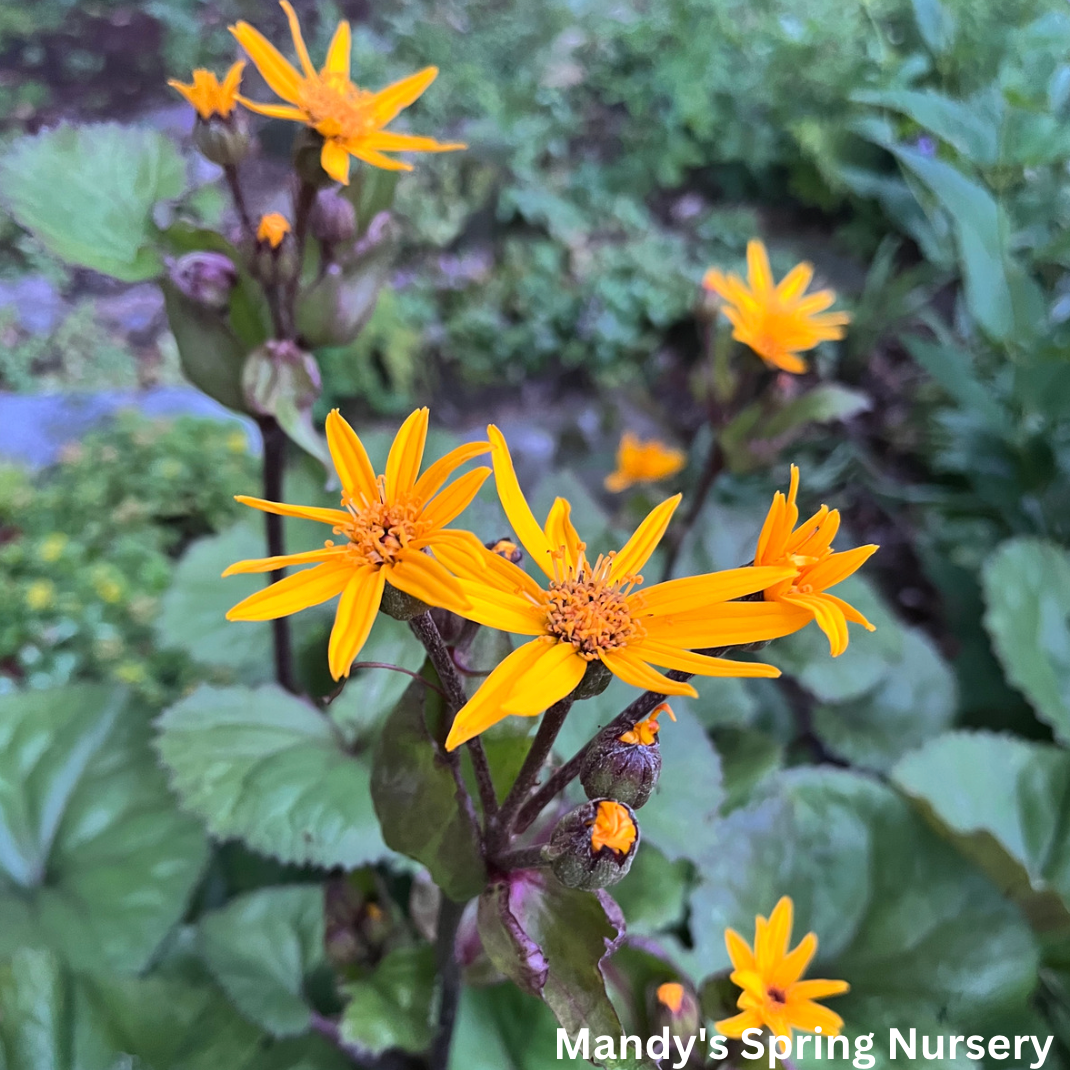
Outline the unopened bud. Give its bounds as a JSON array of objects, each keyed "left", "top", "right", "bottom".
[
  {"left": 547, "top": 798, "right": 639, "bottom": 890},
  {"left": 254, "top": 213, "right": 299, "bottom": 286},
  {"left": 652, "top": 981, "right": 700, "bottom": 1037},
  {"left": 580, "top": 703, "right": 674, "bottom": 809},
  {"left": 573, "top": 658, "right": 612, "bottom": 700},
  {"left": 242, "top": 339, "right": 321, "bottom": 417},
  {"left": 193, "top": 111, "right": 251, "bottom": 167},
  {"left": 310, "top": 189, "right": 357, "bottom": 245},
  {"left": 169, "top": 251, "right": 238, "bottom": 312},
  {"left": 293, "top": 128, "right": 338, "bottom": 189}
]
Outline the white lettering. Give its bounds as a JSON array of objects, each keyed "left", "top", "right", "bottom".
[
  {"left": 889, "top": 1028, "right": 915, "bottom": 1059},
  {"left": 1031, "top": 1036, "right": 1054, "bottom": 1069},
  {"left": 557, "top": 1029, "right": 588, "bottom": 1060}
]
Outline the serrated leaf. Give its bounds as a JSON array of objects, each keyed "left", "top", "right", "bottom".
[
  {"left": 0, "top": 685, "right": 207, "bottom": 973},
  {"left": 0, "top": 949, "right": 71, "bottom": 1070},
  {"left": 894, "top": 731, "right": 1070, "bottom": 929},
  {"left": 199, "top": 885, "right": 326, "bottom": 1037},
  {"left": 759, "top": 384, "right": 871, "bottom": 441},
  {"left": 155, "top": 684, "right": 388, "bottom": 869},
  {"left": 690, "top": 769, "right": 1038, "bottom": 1066},
  {"left": 340, "top": 945, "right": 436, "bottom": 1055},
  {"left": 371, "top": 677, "right": 486, "bottom": 901},
  {"left": 477, "top": 873, "right": 653, "bottom": 1070},
  {"left": 0, "top": 123, "right": 185, "bottom": 281},
  {"left": 982, "top": 537, "right": 1070, "bottom": 743}
]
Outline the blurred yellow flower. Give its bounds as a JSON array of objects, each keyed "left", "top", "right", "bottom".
[
  {"left": 25, "top": 580, "right": 55, "bottom": 612},
  {"left": 38, "top": 533, "right": 68, "bottom": 563},
  {"left": 257, "top": 212, "right": 291, "bottom": 248},
  {"left": 168, "top": 62, "right": 245, "bottom": 120},
  {"left": 225, "top": 408, "right": 490, "bottom": 680},
  {"left": 230, "top": 1, "right": 465, "bottom": 184},
  {"left": 755, "top": 465, "right": 877, "bottom": 656},
  {"left": 703, "top": 239, "right": 850, "bottom": 374},
  {"left": 590, "top": 800, "right": 636, "bottom": 855},
  {"left": 434, "top": 426, "right": 805, "bottom": 751},
  {"left": 717, "top": 896, "right": 849, "bottom": 1038},
  {"left": 604, "top": 432, "right": 686, "bottom": 493},
  {"left": 226, "top": 430, "right": 248, "bottom": 453}
]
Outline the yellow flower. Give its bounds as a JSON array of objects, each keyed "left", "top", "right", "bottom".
[
  {"left": 38, "top": 533, "right": 68, "bottom": 563},
  {"left": 716, "top": 896, "right": 849, "bottom": 1038},
  {"left": 25, "top": 580, "right": 55, "bottom": 612},
  {"left": 755, "top": 465, "right": 878, "bottom": 656},
  {"left": 618, "top": 701, "right": 675, "bottom": 745},
  {"left": 435, "top": 427, "right": 807, "bottom": 751},
  {"left": 224, "top": 408, "right": 490, "bottom": 680},
  {"left": 702, "top": 240, "right": 850, "bottom": 374},
  {"left": 230, "top": 1, "right": 465, "bottom": 184},
  {"left": 605, "top": 432, "right": 686, "bottom": 493},
  {"left": 168, "top": 61, "right": 245, "bottom": 120},
  {"left": 257, "top": 212, "right": 291, "bottom": 248},
  {"left": 656, "top": 982, "right": 686, "bottom": 1014},
  {"left": 589, "top": 800, "right": 637, "bottom": 855}
]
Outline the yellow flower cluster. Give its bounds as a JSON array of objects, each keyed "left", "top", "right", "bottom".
[
  {"left": 224, "top": 408, "right": 877, "bottom": 748},
  {"left": 169, "top": 1, "right": 463, "bottom": 183}
]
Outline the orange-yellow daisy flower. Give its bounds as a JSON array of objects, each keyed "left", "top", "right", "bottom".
[
  {"left": 605, "top": 432, "right": 686, "bottom": 493},
  {"left": 717, "top": 896, "right": 849, "bottom": 1038},
  {"left": 755, "top": 465, "right": 878, "bottom": 656},
  {"left": 257, "top": 212, "right": 291, "bottom": 248},
  {"left": 434, "top": 426, "right": 808, "bottom": 751},
  {"left": 224, "top": 408, "right": 490, "bottom": 680},
  {"left": 230, "top": 1, "right": 465, "bottom": 184},
  {"left": 168, "top": 61, "right": 245, "bottom": 120},
  {"left": 702, "top": 240, "right": 850, "bottom": 374}
]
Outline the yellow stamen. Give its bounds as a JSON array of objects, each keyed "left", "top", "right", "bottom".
[
  {"left": 337, "top": 476, "right": 428, "bottom": 567},
  {"left": 589, "top": 800, "right": 637, "bottom": 856}
]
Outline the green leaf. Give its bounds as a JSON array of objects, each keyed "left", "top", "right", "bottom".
[
  {"left": 982, "top": 538, "right": 1070, "bottom": 743},
  {"left": 199, "top": 885, "right": 327, "bottom": 1037},
  {"left": 371, "top": 677, "right": 486, "bottom": 901},
  {"left": 759, "top": 384, "right": 871, "bottom": 441},
  {"left": 0, "top": 123, "right": 186, "bottom": 281},
  {"left": 326, "top": 615, "right": 428, "bottom": 745},
  {"left": 894, "top": 731, "right": 1070, "bottom": 929},
  {"left": 610, "top": 843, "right": 690, "bottom": 935},
  {"left": 0, "top": 949, "right": 70, "bottom": 1070},
  {"left": 911, "top": 0, "right": 956, "bottom": 54},
  {"left": 812, "top": 628, "right": 957, "bottom": 771},
  {"left": 0, "top": 685, "right": 207, "bottom": 973},
  {"left": 477, "top": 873, "right": 653, "bottom": 1070},
  {"left": 903, "top": 335, "right": 1010, "bottom": 433},
  {"left": 690, "top": 769, "right": 1038, "bottom": 1062},
  {"left": 155, "top": 684, "right": 389, "bottom": 869},
  {"left": 340, "top": 945, "right": 435, "bottom": 1055}
]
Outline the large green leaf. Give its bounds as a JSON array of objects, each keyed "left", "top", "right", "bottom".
[
  {"left": 0, "top": 686, "right": 207, "bottom": 973},
  {"left": 478, "top": 873, "right": 653, "bottom": 1070},
  {"left": 894, "top": 731, "right": 1070, "bottom": 929},
  {"left": 199, "top": 885, "right": 327, "bottom": 1037},
  {"left": 155, "top": 684, "right": 388, "bottom": 869},
  {"left": 982, "top": 538, "right": 1070, "bottom": 743},
  {"left": 340, "top": 945, "right": 436, "bottom": 1055},
  {"left": 690, "top": 769, "right": 1038, "bottom": 1067},
  {"left": 371, "top": 677, "right": 486, "bottom": 901},
  {"left": 0, "top": 123, "right": 186, "bottom": 281}
]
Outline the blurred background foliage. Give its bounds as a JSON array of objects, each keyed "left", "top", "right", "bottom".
[{"left": 1, "top": 0, "right": 1070, "bottom": 1066}]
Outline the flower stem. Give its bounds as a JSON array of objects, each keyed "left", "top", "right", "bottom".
[
  {"left": 285, "top": 179, "right": 317, "bottom": 338},
  {"left": 495, "top": 844, "right": 549, "bottom": 871},
  {"left": 224, "top": 163, "right": 255, "bottom": 242},
  {"left": 658, "top": 437, "right": 725, "bottom": 583},
  {"left": 409, "top": 612, "right": 499, "bottom": 820},
  {"left": 428, "top": 894, "right": 466, "bottom": 1070},
  {"left": 257, "top": 415, "right": 296, "bottom": 693},
  {"left": 492, "top": 695, "right": 574, "bottom": 853}
]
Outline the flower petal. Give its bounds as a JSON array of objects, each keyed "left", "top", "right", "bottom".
[
  {"left": 420, "top": 467, "right": 491, "bottom": 531},
  {"left": 782, "top": 592, "right": 849, "bottom": 656},
  {"left": 725, "top": 928, "right": 757, "bottom": 973},
  {"left": 235, "top": 495, "right": 351, "bottom": 529},
  {"left": 386, "top": 408, "right": 429, "bottom": 498},
  {"left": 715, "top": 1009, "right": 762, "bottom": 1039},
  {"left": 413, "top": 441, "right": 490, "bottom": 502},
  {"left": 775, "top": 931, "right": 818, "bottom": 988},
  {"left": 597, "top": 650, "right": 698, "bottom": 697},
  {"left": 790, "top": 978, "right": 849, "bottom": 1001},
  {"left": 370, "top": 66, "right": 438, "bottom": 126},
  {"left": 279, "top": 0, "right": 316, "bottom": 78},
  {"left": 323, "top": 19, "right": 351, "bottom": 78},
  {"left": 222, "top": 59, "right": 246, "bottom": 97},
  {"left": 746, "top": 239, "right": 774, "bottom": 294},
  {"left": 544, "top": 497, "right": 584, "bottom": 572},
  {"left": 629, "top": 639, "right": 780, "bottom": 679},
  {"left": 222, "top": 547, "right": 345, "bottom": 576},
  {"left": 803, "top": 544, "right": 879, "bottom": 593},
  {"left": 321, "top": 139, "right": 352, "bottom": 184},
  {"left": 501, "top": 641, "right": 587, "bottom": 715},
  {"left": 325, "top": 409, "right": 378, "bottom": 504},
  {"left": 776, "top": 261, "right": 814, "bottom": 303},
  {"left": 445, "top": 639, "right": 553, "bottom": 750},
  {"left": 364, "top": 131, "right": 466, "bottom": 153},
  {"left": 452, "top": 582, "right": 548, "bottom": 635},
  {"left": 639, "top": 600, "right": 812, "bottom": 648},
  {"left": 229, "top": 21, "right": 303, "bottom": 104},
  {"left": 328, "top": 566, "right": 385, "bottom": 679},
  {"left": 783, "top": 999, "right": 844, "bottom": 1036},
  {"left": 487, "top": 424, "right": 554, "bottom": 577},
  {"left": 387, "top": 550, "right": 469, "bottom": 615},
  {"left": 347, "top": 145, "right": 413, "bottom": 171},
  {"left": 640, "top": 565, "right": 797, "bottom": 615},
  {"left": 234, "top": 97, "right": 307, "bottom": 121},
  {"left": 226, "top": 559, "right": 353, "bottom": 621},
  {"left": 764, "top": 896, "right": 794, "bottom": 971},
  {"left": 609, "top": 495, "right": 680, "bottom": 582}
]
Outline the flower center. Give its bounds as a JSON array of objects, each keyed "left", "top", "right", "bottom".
[
  {"left": 767, "top": 986, "right": 787, "bottom": 1005},
  {"left": 333, "top": 478, "right": 426, "bottom": 567},
  {"left": 299, "top": 74, "right": 379, "bottom": 141},
  {"left": 540, "top": 550, "right": 645, "bottom": 659}
]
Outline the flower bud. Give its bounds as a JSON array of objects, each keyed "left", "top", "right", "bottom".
[
  {"left": 254, "top": 213, "right": 299, "bottom": 286},
  {"left": 309, "top": 189, "right": 358, "bottom": 245},
  {"left": 651, "top": 981, "right": 701, "bottom": 1038},
  {"left": 242, "top": 339, "right": 322, "bottom": 417},
  {"left": 573, "top": 658, "right": 612, "bottom": 700},
  {"left": 193, "top": 111, "right": 252, "bottom": 167},
  {"left": 579, "top": 703, "right": 674, "bottom": 809},
  {"left": 168, "top": 251, "right": 238, "bottom": 312},
  {"left": 293, "top": 128, "right": 338, "bottom": 189},
  {"left": 547, "top": 799, "right": 639, "bottom": 891}
]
